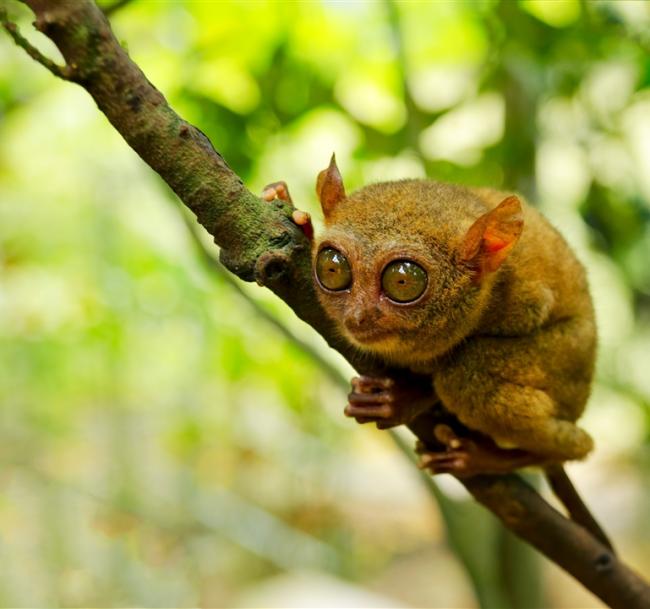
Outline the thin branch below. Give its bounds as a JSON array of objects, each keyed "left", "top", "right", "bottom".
[{"left": 0, "top": 7, "right": 70, "bottom": 79}]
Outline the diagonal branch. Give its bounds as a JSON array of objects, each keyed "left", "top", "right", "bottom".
[{"left": 5, "top": 2, "right": 650, "bottom": 608}]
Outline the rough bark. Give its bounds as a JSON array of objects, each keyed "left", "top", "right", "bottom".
[{"left": 5, "top": 2, "right": 650, "bottom": 607}]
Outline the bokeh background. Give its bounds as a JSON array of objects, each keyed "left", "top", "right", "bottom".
[{"left": 1, "top": 0, "right": 649, "bottom": 607}]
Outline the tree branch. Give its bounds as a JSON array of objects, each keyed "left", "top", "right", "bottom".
[{"left": 6, "top": 2, "right": 650, "bottom": 607}]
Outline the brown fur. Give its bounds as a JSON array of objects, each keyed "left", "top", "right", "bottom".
[{"left": 314, "top": 178, "right": 596, "bottom": 462}]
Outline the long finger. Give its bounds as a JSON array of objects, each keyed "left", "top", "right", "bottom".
[
  {"left": 345, "top": 403, "right": 393, "bottom": 419},
  {"left": 347, "top": 391, "right": 392, "bottom": 405}
]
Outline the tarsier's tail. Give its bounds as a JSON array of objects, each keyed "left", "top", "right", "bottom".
[{"left": 545, "top": 464, "right": 615, "bottom": 553}]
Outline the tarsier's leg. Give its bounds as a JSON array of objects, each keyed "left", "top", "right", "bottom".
[
  {"left": 345, "top": 374, "right": 438, "bottom": 429},
  {"left": 425, "top": 318, "right": 594, "bottom": 476},
  {"left": 261, "top": 181, "right": 313, "bottom": 239},
  {"left": 422, "top": 379, "right": 593, "bottom": 477},
  {"left": 464, "top": 384, "right": 591, "bottom": 460}
]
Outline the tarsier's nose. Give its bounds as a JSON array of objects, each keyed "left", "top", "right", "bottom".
[{"left": 344, "top": 308, "right": 378, "bottom": 333}]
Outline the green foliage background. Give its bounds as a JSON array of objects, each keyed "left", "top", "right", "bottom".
[{"left": 0, "top": 0, "right": 649, "bottom": 607}]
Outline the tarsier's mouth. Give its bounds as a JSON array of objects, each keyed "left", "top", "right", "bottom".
[{"left": 347, "top": 328, "right": 394, "bottom": 344}]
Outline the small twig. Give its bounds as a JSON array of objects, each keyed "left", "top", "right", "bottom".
[
  {"left": 10, "top": 459, "right": 340, "bottom": 572},
  {"left": 102, "top": 0, "right": 136, "bottom": 17},
  {"left": 0, "top": 7, "right": 70, "bottom": 80}
]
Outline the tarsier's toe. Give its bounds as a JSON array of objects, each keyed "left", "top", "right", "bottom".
[
  {"left": 417, "top": 425, "right": 480, "bottom": 475},
  {"left": 418, "top": 450, "right": 470, "bottom": 474},
  {"left": 261, "top": 186, "right": 279, "bottom": 202}
]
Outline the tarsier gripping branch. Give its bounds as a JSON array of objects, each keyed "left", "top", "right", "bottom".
[
  {"left": 264, "top": 155, "right": 612, "bottom": 550},
  {"left": 313, "top": 155, "right": 596, "bottom": 469}
]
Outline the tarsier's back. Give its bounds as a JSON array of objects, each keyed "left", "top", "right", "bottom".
[{"left": 313, "top": 165, "right": 596, "bottom": 465}]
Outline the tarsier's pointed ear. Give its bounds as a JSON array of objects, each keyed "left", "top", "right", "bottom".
[
  {"left": 316, "top": 154, "right": 346, "bottom": 219},
  {"left": 460, "top": 195, "right": 524, "bottom": 281}
]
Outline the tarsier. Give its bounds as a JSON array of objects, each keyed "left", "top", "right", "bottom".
[{"left": 263, "top": 156, "right": 610, "bottom": 548}]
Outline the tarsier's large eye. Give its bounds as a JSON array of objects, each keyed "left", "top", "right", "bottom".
[
  {"left": 382, "top": 260, "right": 427, "bottom": 303},
  {"left": 316, "top": 248, "right": 352, "bottom": 291}
]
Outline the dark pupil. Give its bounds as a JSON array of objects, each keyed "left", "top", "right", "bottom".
[
  {"left": 316, "top": 248, "right": 352, "bottom": 291},
  {"left": 382, "top": 260, "right": 427, "bottom": 303}
]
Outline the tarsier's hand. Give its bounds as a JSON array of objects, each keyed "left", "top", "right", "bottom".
[
  {"left": 261, "top": 180, "right": 313, "bottom": 239},
  {"left": 345, "top": 375, "right": 436, "bottom": 429}
]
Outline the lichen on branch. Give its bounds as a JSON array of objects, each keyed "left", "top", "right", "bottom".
[{"left": 13, "top": 0, "right": 303, "bottom": 285}]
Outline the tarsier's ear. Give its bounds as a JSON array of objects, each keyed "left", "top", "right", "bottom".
[
  {"left": 316, "top": 154, "right": 346, "bottom": 220},
  {"left": 460, "top": 196, "right": 523, "bottom": 281}
]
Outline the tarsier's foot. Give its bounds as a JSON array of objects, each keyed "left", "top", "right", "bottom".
[
  {"left": 417, "top": 424, "right": 548, "bottom": 477},
  {"left": 261, "top": 181, "right": 313, "bottom": 239},
  {"left": 345, "top": 375, "right": 435, "bottom": 429}
]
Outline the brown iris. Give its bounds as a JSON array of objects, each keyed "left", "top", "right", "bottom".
[
  {"left": 316, "top": 248, "right": 352, "bottom": 291},
  {"left": 382, "top": 260, "right": 427, "bottom": 303}
]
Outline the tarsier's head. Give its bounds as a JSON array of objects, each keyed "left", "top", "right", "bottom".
[{"left": 312, "top": 156, "right": 523, "bottom": 366}]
